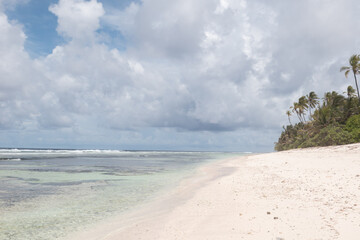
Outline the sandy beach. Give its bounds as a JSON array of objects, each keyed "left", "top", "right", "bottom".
[{"left": 67, "top": 144, "right": 360, "bottom": 240}]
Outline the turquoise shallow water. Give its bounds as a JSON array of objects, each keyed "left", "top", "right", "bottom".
[{"left": 0, "top": 149, "right": 247, "bottom": 239}]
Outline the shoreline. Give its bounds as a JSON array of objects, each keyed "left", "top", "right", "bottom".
[
  {"left": 66, "top": 144, "right": 360, "bottom": 239},
  {"left": 65, "top": 154, "right": 244, "bottom": 240}
]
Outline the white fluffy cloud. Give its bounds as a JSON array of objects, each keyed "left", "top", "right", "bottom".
[
  {"left": 49, "top": 0, "right": 104, "bottom": 42},
  {"left": 1, "top": 0, "right": 360, "bottom": 150},
  {"left": 0, "top": 13, "right": 40, "bottom": 128}
]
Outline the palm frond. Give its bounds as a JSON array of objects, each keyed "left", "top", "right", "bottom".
[
  {"left": 344, "top": 69, "right": 350, "bottom": 78},
  {"left": 340, "top": 66, "right": 349, "bottom": 72}
]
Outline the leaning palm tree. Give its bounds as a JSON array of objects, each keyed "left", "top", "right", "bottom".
[
  {"left": 286, "top": 110, "right": 292, "bottom": 125},
  {"left": 340, "top": 54, "right": 360, "bottom": 104},
  {"left": 306, "top": 91, "right": 319, "bottom": 119},
  {"left": 298, "top": 96, "right": 309, "bottom": 122},
  {"left": 291, "top": 103, "right": 302, "bottom": 123}
]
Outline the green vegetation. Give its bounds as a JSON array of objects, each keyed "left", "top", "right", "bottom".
[
  {"left": 275, "top": 55, "right": 360, "bottom": 151},
  {"left": 340, "top": 54, "right": 360, "bottom": 103},
  {"left": 275, "top": 87, "right": 360, "bottom": 151}
]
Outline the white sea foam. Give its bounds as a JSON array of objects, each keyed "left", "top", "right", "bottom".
[
  {"left": 0, "top": 158, "right": 21, "bottom": 161},
  {"left": 0, "top": 148, "right": 129, "bottom": 160}
]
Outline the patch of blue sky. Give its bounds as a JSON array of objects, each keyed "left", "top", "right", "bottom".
[
  {"left": 4, "top": 0, "right": 139, "bottom": 58},
  {"left": 4, "top": 0, "right": 63, "bottom": 58}
]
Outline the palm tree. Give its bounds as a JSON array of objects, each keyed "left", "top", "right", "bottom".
[
  {"left": 313, "top": 106, "right": 331, "bottom": 126},
  {"left": 286, "top": 110, "right": 292, "bottom": 125},
  {"left": 306, "top": 91, "right": 319, "bottom": 119},
  {"left": 340, "top": 54, "right": 360, "bottom": 104},
  {"left": 344, "top": 86, "right": 359, "bottom": 119},
  {"left": 324, "top": 92, "right": 333, "bottom": 106},
  {"left": 323, "top": 91, "right": 346, "bottom": 123},
  {"left": 291, "top": 103, "right": 302, "bottom": 123},
  {"left": 346, "top": 85, "right": 356, "bottom": 98},
  {"left": 298, "top": 96, "right": 309, "bottom": 122}
]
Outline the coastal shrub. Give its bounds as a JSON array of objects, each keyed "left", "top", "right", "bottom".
[
  {"left": 275, "top": 123, "right": 356, "bottom": 151},
  {"left": 275, "top": 123, "right": 305, "bottom": 151},
  {"left": 345, "top": 114, "right": 360, "bottom": 141},
  {"left": 298, "top": 138, "right": 317, "bottom": 148},
  {"left": 350, "top": 128, "right": 360, "bottom": 141},
  {"left": 346, "top": 114, "right": 360, "bottom": 130},
  {"left": 311, "top": 124, "right": 355, "bottom": 146}
]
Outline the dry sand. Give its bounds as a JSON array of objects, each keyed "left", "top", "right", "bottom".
[{"left": 67, "top": 143, "right": 360, "bottom": 240}]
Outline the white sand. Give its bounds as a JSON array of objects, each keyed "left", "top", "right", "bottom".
[{"left": 67, "top": 143, "right": 360, "bottom": 240}]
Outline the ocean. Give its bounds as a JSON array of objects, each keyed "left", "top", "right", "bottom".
[{"left": 0, "top": 149, "right": 247, "bottom": 240}]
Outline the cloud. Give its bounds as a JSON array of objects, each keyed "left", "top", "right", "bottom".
[
  {"left": 101, "top": 0, "right": 282, "bottom": 131},
  {"left": 1, "top": 0, "right": 360, "bottom": 150},
  {"left": 0, "top": 12, "right": 40, "bottom": 128},
  {"left": 49, "top": 0, "right": 105, "bottom": 42}
]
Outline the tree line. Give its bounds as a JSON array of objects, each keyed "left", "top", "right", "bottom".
[{"left": 275, "top": 55, "right": 360, "bottom": 151}]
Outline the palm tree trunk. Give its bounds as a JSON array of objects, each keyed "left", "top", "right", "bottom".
[
  {"left": 353, "top": 72, "right": 360, "bottom": 104},
  {"left": 295, "top": 111, "right": 302, "bottom": 122}
]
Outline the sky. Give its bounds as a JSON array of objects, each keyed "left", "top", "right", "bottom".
[{"left": 0, "top": 0, "right": 359, "bottom": 152}]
